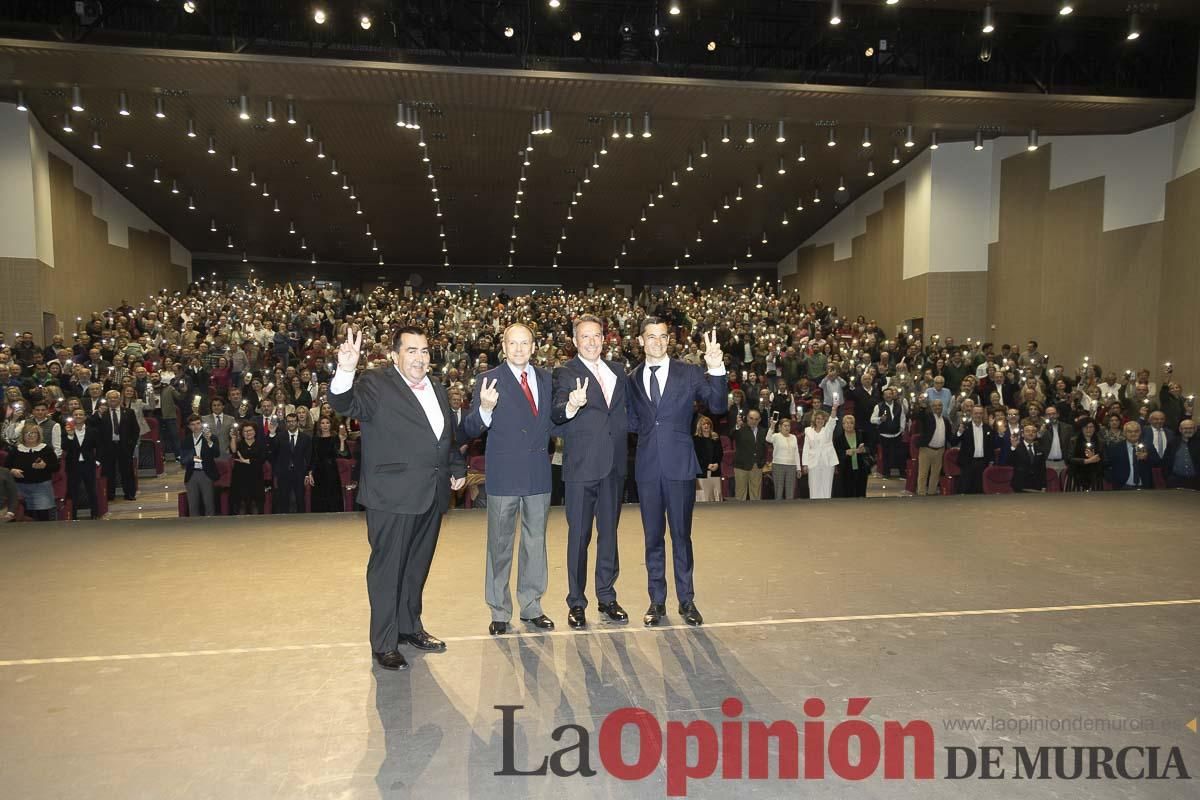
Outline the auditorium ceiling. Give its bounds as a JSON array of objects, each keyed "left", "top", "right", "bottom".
[{"left": 0, "top": 38, "right": 1193, "bottom": 271}]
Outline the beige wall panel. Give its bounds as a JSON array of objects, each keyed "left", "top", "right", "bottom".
[{"left": 1158, "top": 169, "right": 1200, "bottom": 390}]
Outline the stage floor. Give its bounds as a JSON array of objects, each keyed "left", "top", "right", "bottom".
[{"left": 2, "top": 492, "right": 1198, "bottom": 799}]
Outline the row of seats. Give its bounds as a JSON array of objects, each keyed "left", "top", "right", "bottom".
[{"left": 176, "top": 456, "right": 358, "bottom": 516}]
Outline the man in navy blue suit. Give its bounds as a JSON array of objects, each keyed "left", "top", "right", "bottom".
[
  {"left": 552, "top": 314, "right": 630, "bottom": 630},
  {"left": 628, "top": 319, "right": 727, "bottom": 627},
  {"left": 1105, "top": 420, "right": 1155, "bottom": 489},
  {"left": 267, "top": 412, "right": 312, "bottom": 513},
  {"left": 464, "top": 323, "right": 557, "bottom": 636}
]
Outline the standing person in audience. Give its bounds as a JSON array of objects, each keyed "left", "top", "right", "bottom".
[
  {"left": 834, "top": 413, "right": 871, "bottom": 498},
  {"left": 464, "top": 323, "right": 558, "bottom": 635},
  {"left": 1140, "top": 410, "right": 1174, "bottom": 469},
  {"left": 915, "top": 399, "right": 949, "bottom": 497},
  {"left": 201, "top": 396, "right": 235, "bottom": 458},
  {"left": 1039, "top": 406, "right": 1072, "bottom": 487},
  {"left": 7, "top": 423, "right": 59, "bottom": 520},
  {"left": 693, "top": 415, "right": 723, "bottom": 502},
  {"left": 230, "top": 421, "right": 268, "bottom": 514},
  {"left": 0, "top": 463, "right": 17, "bottom": 522},
  {"left": 63, "top": 408, "right": 101, "bottom": 520},
  {"left": 268, "top": 412, "right": 311, "bottom": 513},
  {"left": 94, "top": 389, "right": 139, "bottom": 502},
  {"left": 1106, "top": 421, "right": 1155, "bottom": 490},
  {"left": 953, "top": 405, "right": 995, "bottom": 494},
  {"left": 625, "top": 321, "right": 726, "bottom": 627},
  {"left": 1164, "top": 419, "right": 1199, "bottom": 489},
  {"left": 731, "top": 409, "right": 767, "bottom": 500},
  {"left": 28, "top": 400, "right": 62, "bottom": 458},
  {"left": 870, "top": 386, "right": 906, "bottom": 477},
  {"left": 551, "top": 314, "right": 630, "bottom": 631},
  {"left": 307, "top": 415, "right": 349, "bottom": 513},
  {"left": 159, "top": 376, "right": 182, "bottom": 462},
  {"left": 766, "top": 415, "right": 799, "bottom": 500},
  {"left": 1066, "top": 418, "right": 1105, "bottom": 492},
  {"left": 181, "top": 414, "right": 219, "bottom": 517},
  {"left": 1011, "top": 420, "right": 1048, "bottom": 492},
  {"left": 802, "top": 407, "right": 839, "bottom": 499}
]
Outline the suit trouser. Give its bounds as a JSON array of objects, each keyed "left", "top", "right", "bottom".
[
  {"left": 638, "top": 475, "right": 698, "bottom": 606},
  {"left": 186, "top": 471, "right": 216, "bottom": 517},
  {"left": 917, "top": 447, "right": 944, "bottom": 496},
  {"left": 564, "top": 468, "right": 623, "bottom": 609},
  {"left": 160, "top": 417, "right": 180, "bottom": 462},
  {"left": 365, "top": 503, "right": 443, "bottom": 652},
  {"left": 733, "top": 467, "right": 762, "bottom": 500},
  {"left": 807, "top": 465, "right": 835, "bottom": 499},
  {"left": 959, "top": 459, "right": 988, "bottom": 494},
  {"left": 274, "top": 474, "right": 305, "bottom": 513},
  {"left": 485, "top": 493, "right": 550, "bottom": 622},
  {"left": 69, "top": 465, "right": 100, "bottom": 519},
  {"left": 102, "top": 447, "right": 137, "bottom": 500},
  {"left": 879, "top": 435, "right": 905, "bottom": 475},
  {"left": 773, "top": 464, "right": 798, "bottom": 499}
]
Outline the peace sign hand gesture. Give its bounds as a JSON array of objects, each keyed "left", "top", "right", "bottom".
[
  {"left": 478, "top": 378, "right": 500, "bottom": 412},
  {"left": 703, "top": 329, "right": 724, "bottom": 370},
  {"left": 567, "top": 377, "right": 590, "bottom": 411},
  {"left": 337, "top": 327, "right": 362, "bottom": 373}
]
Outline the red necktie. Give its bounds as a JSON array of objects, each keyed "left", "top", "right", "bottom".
[{"left": 520, "top": 371, "right": 538, "bottom": 417}]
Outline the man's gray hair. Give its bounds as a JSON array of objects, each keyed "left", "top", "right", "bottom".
[{"left": 572, "top": 314, "right": 603, "bottom": 337}]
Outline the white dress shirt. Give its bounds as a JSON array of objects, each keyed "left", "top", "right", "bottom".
[
  {"left": 565, "top": 357, "right": 619, "bottom": 419},
  {"left": 972, "top": 422, "right": 985, "bottom": 458},
  {"left": 1151, "top": 427, "right": 1167, "bottom": 457},
  {"left": 479, "top": 362, "right": 538, "bottom": 428},
  {"left": 330, "top": 366, "right": 444, "bottom": 437},
  {"left": 1047, "top": 424, "right": 1063, "bottom": 461},
  {"left": 642, "top": 356, "right": 726, "bottom": 399},
  {"left": 928, "top": 416, "right": 946, "bottom": 449}
]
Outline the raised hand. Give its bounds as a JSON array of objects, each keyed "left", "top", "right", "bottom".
[
  {"left": 703, "top": 329, "right": 723, "bottom": 370},
  {"left": 567, "top": 377, "right": 589, "bottom": 411},
  {"left": 337, "top": 327, "right": 362, "bottom": 372},
  {"left": 478, "top": 378, "right": 499, "bottom": 412}
]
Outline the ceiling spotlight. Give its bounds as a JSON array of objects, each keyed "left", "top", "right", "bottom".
[
  {"left": 229, "top": 154, "right": 239, "bottom": 172},
  {"left": 982, "top": 3, "right": 995, "bottom": 34},
  {"left": 696, "top": 230, "right": 703, "bottom": 242},
  {"left": 248, "top": 171, "right": 257, "bottom": 187},
  {"left": 379, "top": 254, "right": 385, "bottom": 265},
  {"left": 330, "top": 158, "right": 339, "bottom": 175},
  {"left": 226, "top": 235, "right": 234, "bottom": 249},
  {"left": 118, "top": 91, "right": 130, "bottom": 116},
  {"left": 813, "top": 187, "right": 822, "bottom": 204},
  {"left": 265, "top": 98, "right": 276, "bottom": 123},
  {"left": 781, "top": 213, "right": 789, "bottom": 226},
  {"left": 206, "top": 134, "right": 216, "bottom": 154},
  {"left": 68, "top": 84, "right": 84, "bottom": 113},
  {"left": 183, "top": 1, "right": 196, "bottom": 13},
  {"left": 735, "top": 185, "right": 743, "bottom": 201},
  {"left": 722, "top": 195, "right": 730, "bottom": 209},
  {"left": 761, "top": 231, "right": 768, "bottom": 244},
  {"left": 862, "top": 127, "right": 872, "bottom": 148},
  {"left": 238, "top": 94, "right": 250, "bottom": 120},
  {"left": 313, "top": 8, "right": 327, "bottom": 24},
  {"left": 684, "top": 247, "right": 691, "bottom": 259},
  {"left": 365, "top": 223, "right": 373, "bottom": 237},
  {"left": 891, "top": 147, "right": 900, "bottom": 165},
  {"left": 829, "top": 0, "right": 842, "bottom": 26},
  {"left": 755, "top": 171, "right": 764, "bottom": 189},
  {"left": 625, "top": 116, "right": 634, "bottom": 138},
  {"left": 504, "top": 26, "right": 515, "bottom": 38},
  {"left": 241, "top": 251, "right": 248, "bottom": 263},
  {"left": 561, "top": 227, "right": 568, "bottom": 240},
  {"left": 776, "top": 120, "right": 786, "bottom": 143},
  {"left": 286, "top": 100, "right": 297, "bottom": 124},
  {"left": 210, "top": 218, "right": 217, "bottom": 232},
  {"left": 904, "top": 124, "right": 915, "bottom": 148},
  {"left": 797, "top": 144, "right": 807, "bottom": 162},
  {"left": 642, "top": 111, "right": 652, "bottom": 138},
  {"left": 15, "top": 90, "right": 26, "bottom": 111},
  {"left": 360, "top": 14, "right": 372, "bottom": 30},
  {"left": 712, "top": 210, "right": 719, "bottom": 224},
  {"left": 91, "top": 131, "right": 102, "bottom": 150},
  {"left": 187, "top": 196, "right": 195, "bottom": 210},
  {"left": 1126, "top": 13, "right": 1140, "bottom": 40},
  {"left": 867, "top": 161, "right": 875, "bottom": 177},
  {"left": 300, "top": 237, "right": 307, "bottom": 249},
  {"left": 124, "top": 151, "right": 134, "bottom": 168},
  {"left": 349, "top": 185, "right": 357, "bottom": 199},
  {"left": 154, "top": 96, "right": 165, "bottom": 118},
  {"left": 670, "top": 1, "right": 681, "bottom": 14},
  {"left": 686, "top": 152, "right": 695, "bottom": 172},
  {"left": 657, "top": 184, "right": 664, "bottom": 198},
  {"left": 418, "top": 130, "right": 426, "bottom": 148},
  {"left": 272, "top": 200, "right": 280, "bottom": 213},
  {"left": 152, "top": 168, "right": 161, "bottom": 184},
  {"left": 171, "top": 180, "right": 180, "bottom": 195},
  {"left": 674, "top": 260, "right": 679, "bottom": 270},
  {"left": 721, "top": 121, "right": 731, "bottom": 143},
  {"left": 640, "top": 208, "right": 648, "bottom": 222},
  {"left": 261, "top": 181, "right": 269, "bottom": 197},
  {"left": 930, "top": 130, "right": 940, "bottom": 150},
  {"left": 671, "top": 171, "right": 679, "bottom": 187},
  {"left": 511, "top": 226, "right": 517, "bottom": 240},
  {"left": 795, "top": 197, "right": 804, "bottom": 211},
  {"left": 745, "top": 121, "right": 755, "bottom": 144},
  {"left": 1059, "top": 2, "right": 1073, "bottom": 16},
  {"left": 311, "top": 253, "right": 317, "bottom": 264},
  {"left": 1027, "top": 128, "right": 1039, "bottom": 151},
  {"left": 707, "top": 40, "right": 717, "bottom": 52},
  {"left": 572, "top": 30, "right": 582, "bottom": 42},
  {"left": 610, "top": 117, "right": 621, "bottom": 140},
  {"left": 648, "top": 192, "right": 656, "bottom": 208},
  {"left": 974, "top": 130, "right": 984, "bottom": 151},
  {"left": 630, "top": 228, "right": 637, "bottom": 241},
  {"left": 316, "top": 141, "right": 326, "bottom": 158},
  {"left": 827, "top": 127, "right": 837, "bottom": 147},
  {"left": 184, "top": 118, "right": 196, "bottom": 138},
  {"left": 305, "top": 123, "right": 314, "bottom": 143},
  {"left": 289, "top": 221, "right": 296, "bottom": 235},
  {"left": 777, "top": 156, "right": 787, "bottom": 175},
  {"left": 837, "top": 176, "right": 846, "bottom": 191}
]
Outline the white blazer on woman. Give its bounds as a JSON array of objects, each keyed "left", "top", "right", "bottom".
[{"left": 802, "top": 420, "right": 839, "bottom": 468}]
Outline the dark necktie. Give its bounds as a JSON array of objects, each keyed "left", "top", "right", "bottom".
[
  {"left": 649, "top": 365, "right": 662, "bottom": 406},
  {"left": 519, "top": 371, "right": 538, "bottom": 417}
]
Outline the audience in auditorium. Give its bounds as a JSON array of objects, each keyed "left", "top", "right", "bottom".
[{"left": 0, "top": 277, "right": 1195, "bottom": 521}]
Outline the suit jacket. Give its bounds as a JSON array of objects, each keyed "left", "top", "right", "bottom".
[
  {"left": 833, "top": 427, "right": 872, "bottom": 471},
  {"left": 1037, "top": 421, "right": 1073, "bottom": 461},
  {"left": 447, "top": 405, "right": 470, "bottom": 450},
  {"left": 329, "top": 366, "right": 465, "bottom": 514},
  {"left": 551, "top": 357, "right": 629, "bottom": 483},
  {"left": 62, "top": 425, "right": 100, "bottom": 479},
  {"left": 731, "top": 424, "right": 768, "bottom": 470},
  {"left": 915, "top": 411, "right": 951, "bottom": 449},
  {"left": 201, "top": 412, "right": 236, "bottom": 457},
  {"left": 1139, "top": 426, "right": 1175, "bottom": 465},
  {"left": 180, "top": 433, "right": 220, "bottom": 481},
  {"left": 1104, "top": 441, "right": 1155, "bottom": 488},
  {"left": 92, "top": 406, "right": 140, "bottom": 456},
  {"left": 463, "top": 363, "right": 555, "bottom": 495},
  {"left": 1010, "top": 440, "right": 1047, "bottom": 491},
  {"left": 1163, "top": 435, "right": 1200, "bottom": 479},
  {"left": 953, "top": 422, "right": 995, "bottom": 465},
  {"left": 268, "top": 430, "right": 313, "bottom": 481},
  {"left": 627, "top": 359, "right": 728, "bottom": 482}
]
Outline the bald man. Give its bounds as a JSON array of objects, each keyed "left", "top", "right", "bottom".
[{"left": 93, "top": 389, "right": 140, "bottom": 501}]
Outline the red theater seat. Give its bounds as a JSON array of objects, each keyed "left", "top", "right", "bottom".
[{"left": 983, "top": 465, "right": 1014, "bottom": 494}]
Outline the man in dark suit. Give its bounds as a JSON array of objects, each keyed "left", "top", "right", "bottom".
[
  {"left": 1140, "top": 410, "right": 1174, "bottom": 470},
  {"left": 1105, "top": 420, "right": 1155, "bottom": 490},
  {"left": 628, "top": 320, "right": 727, "bottom": 627},
  {"left": 330, "top": 326, "right": 466, "bottom": 671},
  {"left": 952, "top": 405, "right": 994, "bottom": 494},
  {"left": 1010, "top": 420, "right": 1047, "bottom": 492},
  {"left": 1038, "top": 406, "right": 1073, "bottom": 487},
  {"left": 180, "top": 414, "right": 220, "bottom": 517},
  {"left": 63, "top": 408, "right": 101, "bottom": 520},
  {"left": 93, "top": 389, "right": 139, "bottom": 501},
  {"left": 731, "top": 409, "right": 768, "bottom": 500},
  {"left": 1163, "top": 418, "right": 1199, "bottom": 489},
  {"left": 268, "top": 412, "right": 312, "bottom": 514},
  {"left": 464, "top": 323, "right": 556, "bottom": 636},
  {"left": 551, "top": 314, "right": 630, "bottom": 630}
]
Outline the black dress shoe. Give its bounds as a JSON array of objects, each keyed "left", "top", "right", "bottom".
[
  {"left": 597, "top": 602, "right": 629, "bottom": 622},
  {"left": 520, "top": 614, "right": 555, "bottom": 630},
  {"left": 567, "top": 606, "right": 586, "bottom": 629},
  {"left": 643, "top": 603, "right": 667, "bottom": 627},
  {"left": 679, "top": 601, "right": 704, "bottom": 626},
  {"left": 372, "top": 650, "right": 409, "bottom": 670},
  {"left": 399, "top": 631, "right": 447, "bottom": 651},
  {"left": 489, "top": 621, "right": 507, "bottom": 636}
]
